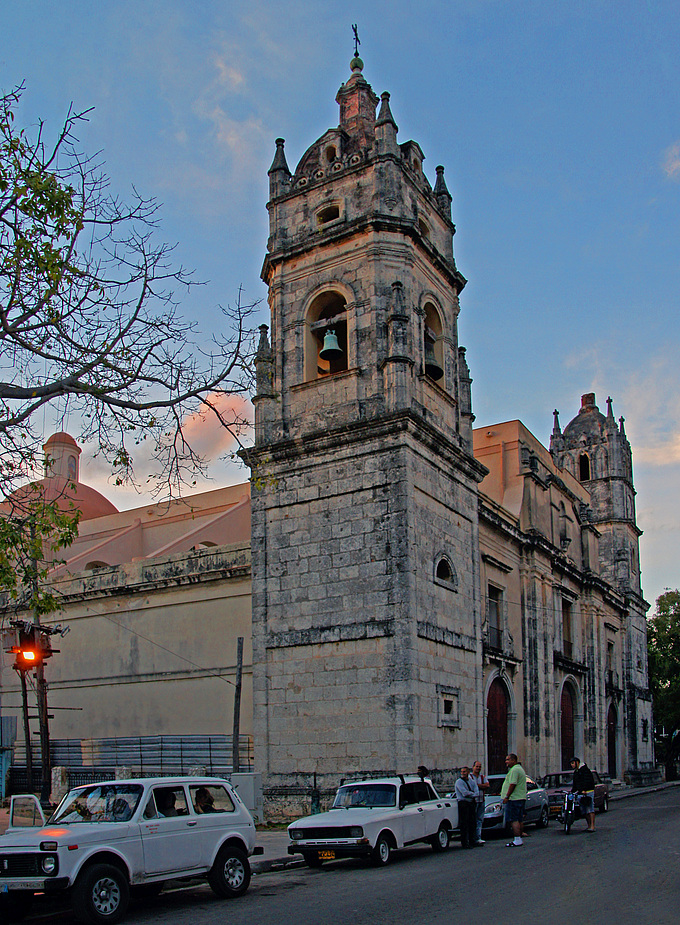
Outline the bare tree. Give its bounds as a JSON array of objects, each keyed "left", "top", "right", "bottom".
[{"left": 0, "top": 85, "right": 258, "bottom": 501}]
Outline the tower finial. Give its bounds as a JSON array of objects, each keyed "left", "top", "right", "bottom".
[{"left": 352, "top": 23, "right": 361, "bottom": 58}]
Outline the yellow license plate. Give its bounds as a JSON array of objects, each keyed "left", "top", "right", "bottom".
[{"left": 319, "top": 850, "right": 335, "bottom": 860}]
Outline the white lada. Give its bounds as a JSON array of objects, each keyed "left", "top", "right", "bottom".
[
  {"left": 0, "top": 776, "right": 262, "bottom": 924},
  {"left": 288, "top": 775, "right": 458, "bottom": 867}
]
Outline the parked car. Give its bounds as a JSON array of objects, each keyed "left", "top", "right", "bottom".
[
  {"left": 481, "top": 775, "right": 550, "bottom": 832},
  {"left": 288, "top": 775, "right": 458, "bottom": 867},
  {"left": 0, "top": 776, "right": 262, "bottom": 925},
  {"left": 541, "top": 770, "right": 609, "bottom": 817}
]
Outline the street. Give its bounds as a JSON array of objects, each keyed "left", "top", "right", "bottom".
[{"left": 22, "top": 788, "right": 680, "bottom": 925}]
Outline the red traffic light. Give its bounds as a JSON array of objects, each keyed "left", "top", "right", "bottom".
[{"left": 10, "top": 629, "right": 44, "bottom": 672}]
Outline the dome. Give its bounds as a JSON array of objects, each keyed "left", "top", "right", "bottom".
[
  {"left": 562, "top": 393, "right": 607, "bottom": 445},
  {"left": 3, "top": 433, "right": 118, "bottom": 521}
]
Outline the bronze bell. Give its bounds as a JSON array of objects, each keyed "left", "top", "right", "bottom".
[
  {"left": 425, "top": 342, "right": 443, "bottom": 380},
  {"left": 319, "top": 328, "right": 343, "bottom": 360}
]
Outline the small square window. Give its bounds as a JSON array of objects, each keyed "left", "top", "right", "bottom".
[{"left": 437, "top": 685, "right": 460, "bottom": 728}]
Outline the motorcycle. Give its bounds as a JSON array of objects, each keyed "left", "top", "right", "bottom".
[{"left": 560, "top": 791, "right": 589, "bottom": 834}]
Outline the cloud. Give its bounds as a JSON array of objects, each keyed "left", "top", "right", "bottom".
[{"left": 662, "top": 141, "right": 680, "bottom": 180}]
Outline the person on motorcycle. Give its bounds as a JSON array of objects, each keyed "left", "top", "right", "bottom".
[{"left": 570, "top": 757, "right": 596, "bottom": 832}]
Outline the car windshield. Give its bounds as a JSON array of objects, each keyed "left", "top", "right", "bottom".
[
  {"left": 487, "top": 778, "right": 505, "bottom": 796},
  {"left": 544, "top": 773, "right": 573, "bottom": 789},
  {"left": 332, "top": 784, "right": 397, "bottom": 808},
  {"left": 50, "top": 784, "right": 144, "bottom": 824}
]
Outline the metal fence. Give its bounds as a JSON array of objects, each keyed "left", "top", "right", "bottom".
[{"left": 8, "top": 734, "right": 253, "bottom": 795}]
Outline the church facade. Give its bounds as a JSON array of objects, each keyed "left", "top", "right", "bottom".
[
  {"left": 245, "top": 56, "right": 653, "bottom": 811},
  {"left": 0, "top": 58, "right": 654, "bottom": 815}
]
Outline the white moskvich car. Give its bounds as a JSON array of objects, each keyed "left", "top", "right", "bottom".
[
  {"left": 288, "top": 775, "right": 458, "bottom": 867},
  {"left": 0, "top": 776, "right": 262, "bottom": 925}
]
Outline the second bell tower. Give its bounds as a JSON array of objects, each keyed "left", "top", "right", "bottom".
[{"left": 248, "top": 56, "right": 487, "bottom": 812}]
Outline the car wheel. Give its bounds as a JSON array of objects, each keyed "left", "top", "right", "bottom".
[
  {"left": 0, "top": 892, "right": 34, "bottom": 923},
  {"left": 430, "top": 824, "right": 450, "bottom": 852},
  {"left": 599, "top": 795, "right": 609, "bottom": 813},
  {"left": 72, "top": 863, "right": 130, "bottom": 925},
  {"left": 303, "top": 851, "right": 324, "bottom": 869},
  {"left": 208, "top": 846, "right": 251, "bottom": 898},
  {"left": 371, "top": 833, "right": 392, "bottom": 866},
  {"left": 537, "top": 806, "right": 549, "bottom": 828}
]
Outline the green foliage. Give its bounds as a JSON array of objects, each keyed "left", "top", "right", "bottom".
[
  {"left": 648, "top": 590, "right": 680, "bottom": 778},
  {"left": 0, "top": 85, "right": 257, "bottom": 502},
  {"left": 0, "top": 491, "right": 80, "bottom": 615}
]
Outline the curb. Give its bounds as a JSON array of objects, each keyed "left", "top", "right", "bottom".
[
  {"left": 253, "top": 856, "right": 305, "bottom": 874},
  {"left": 609, "top": 780, "right": 680, "bottom": 802}
]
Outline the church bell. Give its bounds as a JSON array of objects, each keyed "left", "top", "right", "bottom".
[
  {"left": 425, "top": 342, "right": 444, "bottom": 381},
  {"left": 319, "top": 328, "right": 343, "bottom": 360}
]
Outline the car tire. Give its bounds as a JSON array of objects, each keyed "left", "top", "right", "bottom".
[
  {"left": 0, "top": 892, "right": 34, "bottom": 923},
  {"left": 371, "top": 833, "right": 392, "bottom": 866},
  {"left": 302, "top": 851, "right": 324, "bottom": 869},
  {"left": 537, "top": 806, "right": 549, "bottom": 828},
  {"left": 72, "top": 863, "right": 130, "bottom": 925},
  {"left": 430, "top": 824, "right": 450, "bottom": 852},
  {"left": 207, "top": 846, "right": 251, "bottom": 898},
  {"left": 599, "top": 795, "right": 609, "bottom": 813}
]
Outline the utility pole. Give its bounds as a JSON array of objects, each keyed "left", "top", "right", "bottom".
[
  {"left": 19, "top": 669, "right": 33, "bottom": 787},
  {"left": 232, "top": 636, "right": 244, "bottom": 773}
]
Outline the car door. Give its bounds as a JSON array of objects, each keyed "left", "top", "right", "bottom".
[
  {"left": 397, "top": 783, "right": 426, "bottom": 845},
  {"left": 187, "top": 783, "right": 248, "bottom": 867},
  {"left": 140, "top": 785, "right": 205, "bottom": 876},
  {"left": 414, "top": 781, "right": 445, "bottom": 839},
  {"left": 7, "top": 795, "right": 46, "bottom": 833},
  {"left": 524, "top": 779, "right": 541, "bottom": 822}
]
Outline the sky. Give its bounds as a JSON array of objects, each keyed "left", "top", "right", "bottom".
[{"left": 2, "top": 0, "right": 678, "bottom": 608}]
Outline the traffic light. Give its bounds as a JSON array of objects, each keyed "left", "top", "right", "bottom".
[{"left": 10, "top": 628, "right": 44, "bottom": 672}]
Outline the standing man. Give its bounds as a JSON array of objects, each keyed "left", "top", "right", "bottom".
[
  {"left": 501, "top": 753, "right": 527, "bottom": 847},
  {"left": 454, "top": 766, "right": 479, "bottom": 849},
  {"left": 570, "top": 757, "right": 596, "bottom": 832},
  {"left": 471, "top": 760, "right": 489, "bottom": 846}
]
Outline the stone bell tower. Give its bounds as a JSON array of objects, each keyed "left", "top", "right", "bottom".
[
  {"left": 247, "top": 55, "right": 487, "bottom": 813},
  {"left": 550, "top": 393, "right": 653, "bottom": 780}
]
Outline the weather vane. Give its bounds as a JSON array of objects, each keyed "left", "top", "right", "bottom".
[{"left": 352, "top": 24, "right": 361, "bottom": 58}]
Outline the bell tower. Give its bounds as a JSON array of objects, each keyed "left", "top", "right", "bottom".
[
  {"left": 550, "top": 393, "right": 652, "bottom": 780},
  {"left": 248, "top": 55, "right": 487, "bottom": 814}
]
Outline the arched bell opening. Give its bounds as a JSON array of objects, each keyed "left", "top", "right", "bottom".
[
  {"left": 423, "top": 302, "right": 444, "bottom": 383},
  {"left": 305, "top": 290, "right": 348, "bottom": 380}
]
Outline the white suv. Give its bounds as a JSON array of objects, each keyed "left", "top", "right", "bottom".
[
  {"left": 0, "top": 776, "right": 262, "bottom": 924},
  {"left": 288, "top": 775, "right": 458, "bottom": 867}
]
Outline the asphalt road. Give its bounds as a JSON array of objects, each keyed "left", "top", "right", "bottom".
[{"left": 23, "top": 788, "right": 680, "bottom": 925}]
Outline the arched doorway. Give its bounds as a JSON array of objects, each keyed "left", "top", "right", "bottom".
[
  {"left": 487, "top": 678, "right": 510, "bottom": 774},
  {"left": 607, "top": 704, "right": 618, "bottom": 778},
  {"left": 560, "top": 684, "right": 575, "bottom": 769}
]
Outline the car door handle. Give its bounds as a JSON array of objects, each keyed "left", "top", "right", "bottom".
[{"left": 186, "top": 821, "right": 198, "bottom": 827}]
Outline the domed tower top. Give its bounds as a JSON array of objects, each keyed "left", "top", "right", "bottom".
[{"left": 550, "top": 394, "right": 641, "bottom": 596}]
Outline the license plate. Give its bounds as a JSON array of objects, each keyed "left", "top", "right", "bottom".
[{"left": 319, "top": 850, "right": 335, "bottom": 860}]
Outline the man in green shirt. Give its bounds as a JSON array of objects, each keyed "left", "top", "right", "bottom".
[{"left": 501, "top": 753, "right": 527, "bottom": 847}]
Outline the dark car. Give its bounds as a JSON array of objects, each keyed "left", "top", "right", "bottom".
[{"left": 541, "top": 770, "right": 610, "bottom": 817}]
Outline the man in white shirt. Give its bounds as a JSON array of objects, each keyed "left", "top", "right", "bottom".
[{"left": 471, "top": 760, "right": 490, "bottom": 846}]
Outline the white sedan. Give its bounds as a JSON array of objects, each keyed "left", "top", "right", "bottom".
[{"left": 288, "top": 775, "right": 458, "bottom": 867}]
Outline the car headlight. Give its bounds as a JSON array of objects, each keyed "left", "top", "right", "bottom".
[
  {"left": 349, "top": 826, "right": 363, "bottom": 838},
  {"left": 485, "top": 803, "right": 502, "bottom": 815},
  {"left": 290, "top": 830, "right": 304, "bottom": 840},
  {"left": 42, "top": 855, "right": 57, "bottom": 874}
]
